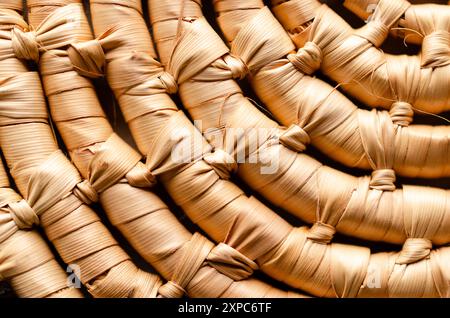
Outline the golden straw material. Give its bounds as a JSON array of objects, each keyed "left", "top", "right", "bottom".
[
  {"left": 84, "top": 0, "right": 450, "bottom": 297},
  {"left": 0, "top": 1, "right": 164, "bottom": 298},
  {"left": 270, "top": 0, "right": 450, "bottom": 115},
  {"left": 213, "top": 0, "right": 450, "bottom": 179},
  {"left": 344, "top": 0, "right": 450, "bottom": 45},
  {"left": 146, "top": 0, "right": 450, "bottom": 246},
  {"left": 0, "top": 157, "right": 83, "bottom": 298},
  {"left": 23, "top": 0, "right": 302, "bottom": 299}
]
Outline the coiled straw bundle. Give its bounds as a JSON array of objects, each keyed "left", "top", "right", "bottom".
[
  {"left": 0, "top": 0, "right": 448, "bottom": 298},
  {"left": 271, "top": 0, "right": 450, "bottom": 115},
  {"left": 0, "top": 0, "right": 163, "bottom": 298},
  {"left": 23, "top": 0, "right": 299, "bottom": 299},
  {"left": 215, "top": 0, "right": 450, "bottom": 179},
  {"left": 63, "top": 0, "right": 449, "bottom": 297},
  {"left": 0, "top": 157, "right": 83, "bottom": 298}
]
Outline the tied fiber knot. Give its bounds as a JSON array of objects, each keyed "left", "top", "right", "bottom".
[
  {"left": 68, "top": 40, "right": 106, "bottom": 78},
  {"left": 224, "top": 54, "right": 249, "bottom": 80},
  {"left": 279, "top": 124, "right": 311, "bottom": 152},
  {"left": 73, "top": 179, "right": 98, "bottom": 205},
  {"left": 396, "top": 238, "right": 432, "bottom": 265},
  {"left": 207, "top": 243, "right": 259, "bottom": 281},
  {"left": 11, "top": 27, "right": 39, "bottom": 62},
  {"left": 203, "top": 149, "right": 237, "bottom": 180},
  {"left": 369, "top": 168, "right": 396, "bottom": 191},
  {"left": 159, "top": 72, "right": 178, "bottom": 94},
  {"left": 390, "top": 101, "right": 414, "bottom": 127},
  {"left": 287, "top": 42, "right": 322, "bottom": 75},
  {"left": 356, "top": 21, "right": 389, "bottom": 47},
  {"left": 421, "top": 31, "right": 450, "bottom": 69},
  {"left": 158, "top": 280, "right": 187, "bottom": 298},
  {"left": 125, "top": 162, "right": 157, "bottom": 188},
  {"left": 306, "top": 222, "right": 336, "bottom": 244},
  {"left": 8, "top": 199, "right": 39, "bottom": 229}
]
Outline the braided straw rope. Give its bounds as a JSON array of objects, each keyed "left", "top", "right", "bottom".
[
  {"left": 271, "top": 0, "right": 450, "bottom": 115},
  {"left": 77, "top": 0, "right": 450, "bottom": 297},
  {"left": 22, "top": 0, "right": 300, "bottom": 299},
  {"left": 0, "top": 157, "right": 83, "bottom": 298},
  {"left": 0, "top": 0, "right": 164, "bottom": 298},
  {"left": 214, "top": 0, "right": 450, "bottom": 179}
]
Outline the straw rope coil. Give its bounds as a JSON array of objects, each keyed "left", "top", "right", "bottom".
[
  {"left": 0, "top": 0, "right": 448, "bottom": 298},
  {"left": 270, "top": 0, "right": 450, "bottom": 115},
  {"left": 0, "top": 0, "right": 164, "bottom": 298},
  {"left": 67, "top": 0, "right": 450, "bottom": 297},
  {"left": 0, "top": 157, "right": 83, "bottom": 298},
  {"left": 214, "top": 0, "right": 450, "bottom": 179},
  {"left": 143, "top": 0, "right": 450, "bottom": 248},
  {"left": 21, "top": 0, "right": 301, "bottom": 299}
]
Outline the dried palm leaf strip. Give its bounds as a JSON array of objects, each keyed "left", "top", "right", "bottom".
[
  {"left": 24, "top": 0, "right": 300, "bottom": 299},
  {"left": 271, "top": 0, "right": 450, "bottom": 115},
  {"left": 213, "top": 0, "right": 450, "bottom": 179}
]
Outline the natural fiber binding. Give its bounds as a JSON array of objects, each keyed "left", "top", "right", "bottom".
[
  {"left": 279, "top": 124, "right": 310, "bottom": 152},
  {"left": 287, "top": 41, "right": 322, "bottom": 75},
  {"left": 8, "top": 199, "right": 39, "bottom": 229},
  {"left": 396, "top": 238, "right": 432, "bottom": 265},
  {"left": 389, "top": 101, "right": 414, "bottom": 127}
]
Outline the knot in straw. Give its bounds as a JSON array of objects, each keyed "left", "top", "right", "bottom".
[
  {"left": 8, "top": 199, "right": 39, "bottom": 229},
  {"left": 11, "top": 27, "right": 39, "bottom": 62},
  {"left": 224, "top": 54, "right": 249, "bottom": 80},
  {"left": 396, "top": 238, "right": 432, "bottom": 265},
  {"left": 370, "top": 168, "right": 396, "bottom": 191},
  {"left": 356, "top": 20, "right": 389, "bottom": 47},
  {"left": 158, "top": 280, "right": 186, "bottom": 298},
  {"left": 421, "top": 31, "right": 450, "bottom": 69},
  {"left": 207, "top": 243, "right": 259, "bottom": 281},
  {"left": 279, "top": 124, "right": 311, "bottom": 152},
  {"left": 68, "top": 39, "right": 106, "bottom": 78},
  {"left": 73, "top": 179, "right": 99, "bottom": 205},
  {"left": 287, "top": 41, "right": 322, "bottom": 75},
  {"left": 125, "top": 161, "right": 157, "bottom": 188},
  {"left": 306, "top": 222, "right": 336, "bottom": 244},
  {"left": 159, "top": 72, "right": 178, "bottom": 94},
  {"left": 390, "top": 101, "right": 414, "bottom": 127},
  {"left": 203, "top": 149, "right": 237, "bottom": 180}
]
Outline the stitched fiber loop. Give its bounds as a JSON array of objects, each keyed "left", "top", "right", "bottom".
[
  {"left": 287, "top": 41, "right": 322, "bottom": 75},
  {"left": 224, "top": 54, "right": 249, "bottom": 80},
  {"left": 125, "top": 162, "right": 157, "bottom": 188},
  {"left": 203, "top": 149, "right": 237, "bottom": 180},
  {"left": 390, "top": 101, "right": 414, "bottom": 127},
  {"left": 73, "top": 179, "right": 99, "bottom": 205},
  {"left": 159, "top": 72, "right": 179, "bottom": 94},
  {"left": 369, "top": 169, "right": 396, "bottom": 191},
  {"left": 11, "top": 27, "right": 39, "bottom": 62},
  {"left": 158, "top": 280, "right": 186, "bottom": 298},
  {"left": 207, "top": 243, "right": 259, "bottom": 281},
  {"left": 279, "top": 124, "right": 311, "bottom": 152},
  {"left": 306, "top": 222, "right": 336, "bottom": 244},
  {"left": 396, "top": 238, "right": 432, "bottom": 265},
  {"left": 8, "top": 199, "right": 39, "bottom": 229},
  {"left": 68, "top": 39, "right": 106, "bottom": 78}
]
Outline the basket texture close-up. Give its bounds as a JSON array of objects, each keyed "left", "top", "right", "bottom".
[{"left": 0, "top": 0, "right": 449, "bottom": 301}]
